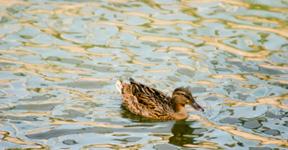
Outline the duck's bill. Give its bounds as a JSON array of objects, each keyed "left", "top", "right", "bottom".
[{"left": 190, "top": 101, "right": 204, "bottom": 112}]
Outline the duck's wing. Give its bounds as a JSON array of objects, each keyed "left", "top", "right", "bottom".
[
  {"left": 122, "top": 78, "right": 174, "bottom": 118},
  {"left": 129, "top": 78, "right": 171, "bottom": 104},
  {"left": 121, "top": 92, "right": 173, "bottom": 120}
]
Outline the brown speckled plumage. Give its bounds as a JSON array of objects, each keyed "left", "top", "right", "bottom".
[{"left": 117, "top": 78, "right": 204, "bottom": 120}]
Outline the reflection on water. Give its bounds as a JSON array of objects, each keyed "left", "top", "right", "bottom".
[
  {"left": 169, "top": 121, "right": 205, "bottom": 146},
  {"left": 0, "top": 0, "right": 288, "bottom": 149}
]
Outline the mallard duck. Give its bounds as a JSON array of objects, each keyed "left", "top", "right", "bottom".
[{"left": 116, "top": 78, "right": 204, "bottom": 120}]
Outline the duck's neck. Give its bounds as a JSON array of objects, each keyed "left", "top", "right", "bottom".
[{"left": 173, "top": 104, "right": 188, "bottom": 120}]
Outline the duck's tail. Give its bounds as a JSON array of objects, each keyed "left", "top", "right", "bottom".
[{"left": 116, "top": 80, "right": 123, "bottom": 93}]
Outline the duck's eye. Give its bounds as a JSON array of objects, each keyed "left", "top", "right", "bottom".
[
  {"left": 178, "top": 93, "right": 190, "bottom": 99},
  {"left": 184, "top": 95, "right": 190, "bottom": 99}
]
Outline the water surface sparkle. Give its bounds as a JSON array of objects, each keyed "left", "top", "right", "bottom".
[{"left": 0, "top": 0, "right": 287, "bottom": 149}]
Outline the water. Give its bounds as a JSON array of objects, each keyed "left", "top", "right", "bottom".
[{"left": 0, "top": 0, "right": 287, "bottom": 149}]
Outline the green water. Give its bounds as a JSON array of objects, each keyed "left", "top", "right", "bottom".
[{"left": 0, "top": 0, "right": 287, "bottom": 149}]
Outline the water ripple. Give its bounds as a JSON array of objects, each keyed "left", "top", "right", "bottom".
[{"left": 0, "top": 0, "right": 287, "bottom": 149}]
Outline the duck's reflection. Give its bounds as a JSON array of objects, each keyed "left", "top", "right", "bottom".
[
  {"left": 121, "top": 107, "right": 206, "bottom": 146},
  {"left": 169, "top": 121, "right": 205, "bottom": 146}
]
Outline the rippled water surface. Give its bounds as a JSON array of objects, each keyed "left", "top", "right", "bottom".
[{"left": 0, "top": 0, "right": 288, "bottom": 149}]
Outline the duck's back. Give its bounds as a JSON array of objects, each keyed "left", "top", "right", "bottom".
[{"left": 119, "top": 79, "right": 175, "bottom": 120}]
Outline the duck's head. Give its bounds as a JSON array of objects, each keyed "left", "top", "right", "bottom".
[{"left": 172, "top": 87, "right": 204, "bottom": 112}]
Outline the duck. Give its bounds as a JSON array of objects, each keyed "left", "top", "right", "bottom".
[{"left": 116, "top": 78, "right": 204, "bottom": 120}]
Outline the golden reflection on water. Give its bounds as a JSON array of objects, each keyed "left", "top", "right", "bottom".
[
  {"left": 184, "top": 141, "right": 222, "bottom": 149},
  {"left": 192, "top": 35, "right": 271, "bottom": 59},
  {"left": 82, "top": 143, "right": 143, "bottom": 150},
  {"left": 227, "top": 22, "right": 288, "bottom": 39},
  {"left": 50, "top": 118, "right": 124, "bottom": 128},
  {"left": 224, "top": 94, "right": 288, "bottom": 110},
  {"left": 188, "top": 115, "right": 288, "bottom": 147},
  {"left": 0, "top": 130, "right": 46, "bottom": 148},
  {"left": 210, "top": 74, "right": 247, "bottom": 81},
  {"left": 0, "top": 0, "right": 287, "bottom": 149}
]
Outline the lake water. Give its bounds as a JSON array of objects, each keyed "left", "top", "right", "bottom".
[{"left": 0, "top": 0, "right": 287, "bottom": 149}]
